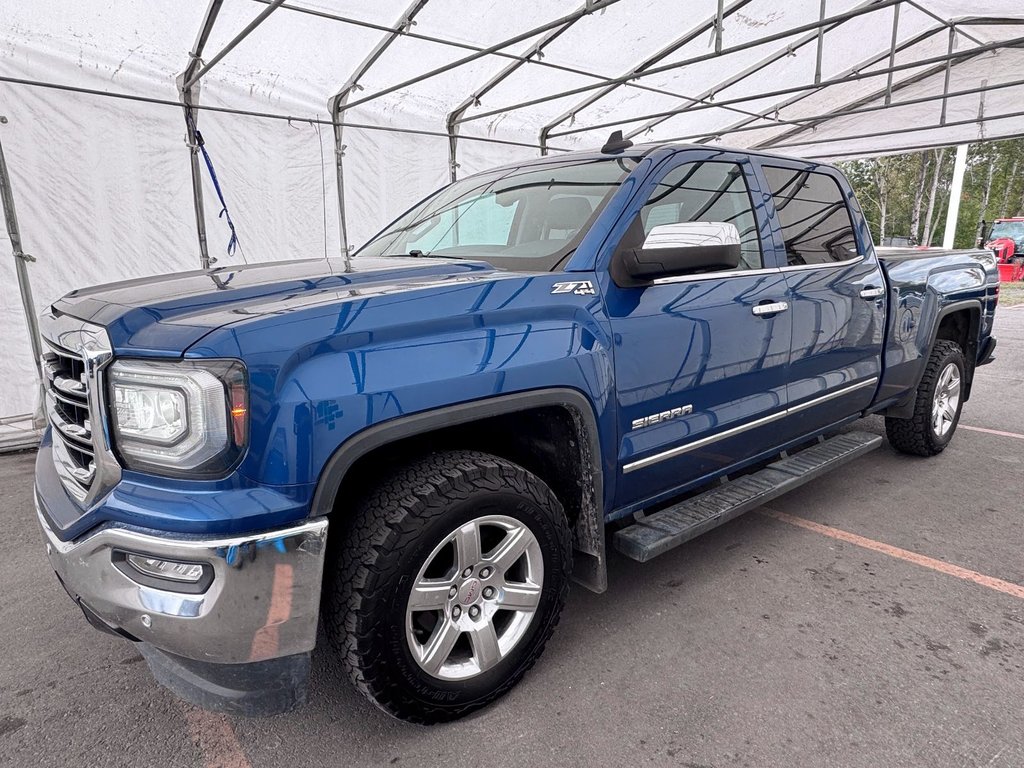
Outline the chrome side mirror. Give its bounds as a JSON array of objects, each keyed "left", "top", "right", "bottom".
[{"left": 616, "top": 222, "right": 742, "bottom": 284}]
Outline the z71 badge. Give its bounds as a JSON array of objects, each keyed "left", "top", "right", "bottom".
[
  {"left": 551, "top": 280, "right": 596, "bottom": 296},
  {"left": 632, "top": 405, "right": 693, "bottom": 430}
]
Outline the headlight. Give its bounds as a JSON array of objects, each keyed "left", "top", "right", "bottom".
[{"left": 108, "top": 359, "right": 248, "bottom": 477}]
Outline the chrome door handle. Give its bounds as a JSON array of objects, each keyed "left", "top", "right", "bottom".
[
  {"left": 859, "top": 286, "right": 885, "bottom": 299},
  {"left": 751, "top": 301, "right": 789, "bottom": 316}
]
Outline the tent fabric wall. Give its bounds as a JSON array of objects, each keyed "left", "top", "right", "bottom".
[{"left": 2, "top": 0, "right": 1023, "bottom": 424}]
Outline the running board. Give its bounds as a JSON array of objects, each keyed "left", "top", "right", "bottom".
[{"left": 613, "top": 431, "right": 883, "bottom": 563}]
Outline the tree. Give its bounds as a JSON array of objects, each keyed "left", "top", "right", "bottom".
[
  {"left": 837, "top": 137, "right": 1024, "bottom": 249},
  {"left": 921, "top": 148, "right": 947, "bottom": 246},
  {"left": 910, "top": 153, "right": 929, "bottom": 244}
]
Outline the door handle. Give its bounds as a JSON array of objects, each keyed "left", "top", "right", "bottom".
[
  {"left": 859, "top": 286, "right": 885, "bottom": 299},
  {"left": 751, "top": 301, "right": 789, "bottom": 316}
]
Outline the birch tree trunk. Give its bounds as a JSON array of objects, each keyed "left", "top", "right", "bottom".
[
  {"left": 928, "top": 189, "right": 948, "bottom": 247},
  {"left": 872, "top": 160, "right": 890, "bottom": 244},
  {"left": 910, "top": 153, "right": 928, "bottom": 244},
  {"left": 976, "top": 156, "right": 996, "bottom": 245},
  {"left": 999, "top": 159, "right": 1018, "bottom": 217},
  {"left": 922, "top": 148, "right": 946, "bottom": 246}
]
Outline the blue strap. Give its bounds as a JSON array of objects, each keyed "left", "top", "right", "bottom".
[{"left": 187, "top": 111, "right": 240, "bottom": 257}]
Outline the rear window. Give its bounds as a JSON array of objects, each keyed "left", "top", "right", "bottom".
[{"left": 761, "top": 166, "right": 859, "bottom": 266}]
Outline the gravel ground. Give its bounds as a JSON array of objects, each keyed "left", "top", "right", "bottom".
[{"left": 1, "top": 307, "right": 1022, "bottom": 768}]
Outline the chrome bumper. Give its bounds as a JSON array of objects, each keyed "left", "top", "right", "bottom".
[{"left": 37, "top": 490, "right": 329, "bottom": 665}]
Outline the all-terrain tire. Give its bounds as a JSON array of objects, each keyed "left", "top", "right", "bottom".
[
  {"left": 885, "top": 339, "right": 966, "bottom": 456},
  {"left": 323, "top": 450, "right": 572, "bottom": 724}
]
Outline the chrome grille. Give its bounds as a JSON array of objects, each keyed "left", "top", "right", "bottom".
[
  {"left": 39, "top": 309, "right": 120, "bottom": 508},
  {"left": 43, "top": 342, "right": 95, "bottom": 497}
]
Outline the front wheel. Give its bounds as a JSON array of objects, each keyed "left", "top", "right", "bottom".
[
  {"left": 885, "top": 339, "right": 966, "bottom": 456},
  {"left": 324, "top": 450, "right": 572, "bottom": 724}
]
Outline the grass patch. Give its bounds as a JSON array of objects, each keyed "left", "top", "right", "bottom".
[{"left": 999, "top": 280, "right": 1024, "bottom": 307}]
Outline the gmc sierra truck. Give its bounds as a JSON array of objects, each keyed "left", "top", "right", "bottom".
[{"left": 35, "top": 138, "right": 999, "bottom": 723}]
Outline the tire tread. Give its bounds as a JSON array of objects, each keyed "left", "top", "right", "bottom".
[
  {"left": 324, "top": 450, "right": 571, "bottom": 724},
  {"left": 885, "top": 339, "right": 964, "bottom": 456}
]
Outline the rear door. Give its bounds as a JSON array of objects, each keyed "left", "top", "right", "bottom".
[
  {"left": 600, "top": 151, "right": 792, "bottom": 509},
  {"left": 756, "top": 162, "right": 886, "bottom": 435}
]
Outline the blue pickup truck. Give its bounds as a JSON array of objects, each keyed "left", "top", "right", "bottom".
[{"left": 35, "top": 138, "right": 999, "bottom": 723}]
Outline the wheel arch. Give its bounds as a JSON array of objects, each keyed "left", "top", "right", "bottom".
[
  {"left": 884, "top": 299, "right": 981, "bottom": 419},
  {"left": 311, "top": 388, "right": 608, "bottom": 593},
  {"left": 929, "top": 300, "right": 981, "bottom": 400}
]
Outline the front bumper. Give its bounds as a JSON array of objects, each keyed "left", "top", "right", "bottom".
[{"left": 37, "top": 489, "right": 329, "bottom": 713}]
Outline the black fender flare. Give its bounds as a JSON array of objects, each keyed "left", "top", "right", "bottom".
[
  {"left": 885, "top": 298, "right": 982, "bottom": 419},
  {"left": 310, "top": 388, "right": 608, "bottom": 593}
]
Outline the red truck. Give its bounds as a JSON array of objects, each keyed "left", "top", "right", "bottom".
[{"left": 985, "top": 217, "right": 1024, "bottom": 281}]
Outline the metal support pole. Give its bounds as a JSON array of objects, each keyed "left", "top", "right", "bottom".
[
  {"left": 461, "top": 0, "right": 904, "bottom": 127},
  {"left": 814, "top": 0, "right": 826, "bottom": 84},
  {"left": 328, "top": 94, "right": 351, "bottom": 268},
  {"left": 537, "top": 0, "right": 756, "bottom": 154},
  {"left": 662, "top": 76, "right": 1024, "bottom": 147},
  {"left": 940, "top": 25, "right": 956, "bottom": 125},
  {"left": 884, "top": 2, "right": 900, "bottom": 104},
  {"left": 693, "top": 21, "right": 950, "bottom": 147},
  {"left": 715, "top": 0, "right": 725, "bottom": 53},
  {"left": 339, "top": 0, "right": 618, "bottom": 115},
  {"left": 0, "top": 117, "right": 45, "bottom": 426},
  {"left": 328, "top": 0, "right": 428, "bottom": 268},
  {"left": 451, "top": 3, "right": 586, "bottom": 170},
  {"left": 943, "top": 143, "right": 969, "bottom": 249},
  {"left": 550, "top": 32, "right": 1024, "bottom": 142},
  {"left": 179, "top": 0, "right": 225, "bottom": 270},
  {"left": 567, "top": 0, "right": 894, "bottom": 142},
  {"left": 183, "top": 0, "right": 285, "bottom": 90}
]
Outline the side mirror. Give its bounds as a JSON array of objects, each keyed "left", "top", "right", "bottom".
[{"left": 615, "top": 222, "right": 742, "bottom": 285}]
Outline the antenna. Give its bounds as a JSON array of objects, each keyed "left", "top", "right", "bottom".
[{"left": 601, "top": 130, "right": 634, "bottom": 154}]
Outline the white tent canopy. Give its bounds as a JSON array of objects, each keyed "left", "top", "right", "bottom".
[{"left": 2, "top": 0, "right": 1023, "bottom": 428}]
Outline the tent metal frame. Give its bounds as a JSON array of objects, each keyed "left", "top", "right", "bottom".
[
  {"left": 328, "top": 0, "right": 430, "bottom": 263},
  {"left": 451, "top": 0, "right": 906, "bottom": 127},
  {"left": 536, "top": 0, "right": 758, "bottom": 155},
  {"left": 635, "top": 75, "right": 1024, "bottom": 147},
  {"left": 0, "top": 117, "right": 45, "bottom": 426},
  {"left": 177, "top": 0, "right": 285, "bottom": 269},
  {"left": 618, "top": 0, "right": 886, "bottom": 143},
  {"left": 178, "top": 0, "right": 224, "bottom": 270},
  {"left": 684, "top": 20, "right": 958, "bottom": 146},
  {"left": 6, "top": 0, "right": 1024, "bottom": 432},
  {"left": 173, "top": 0, "right": 1024, "bottom": 271},
  {"left": 545, "top": 33, "right": 1024, "bottom": 141}
]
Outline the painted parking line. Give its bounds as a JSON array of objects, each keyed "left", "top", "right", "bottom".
[
  {"left": 960, "top": 424, "right": 1024, "bottom": 441},
  {"left": 182, "top": 705, "right": 251, "bottom": 768},
  {"left": 761, "top": 508, "right": 1024, "bottom": 601}
]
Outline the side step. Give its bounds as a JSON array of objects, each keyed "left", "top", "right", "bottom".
[{"left": 613, "top": 431, "right": 883, "bottom": 563}]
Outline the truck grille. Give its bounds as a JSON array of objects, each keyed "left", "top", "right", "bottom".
[
  {"left": 43, "top": 342, "right": 95, "bottom": 498},
  {"left": 39, "top": 310, "right": 120, "bottom": 508}
]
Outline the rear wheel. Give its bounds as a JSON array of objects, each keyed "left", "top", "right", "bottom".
[
  {"left": 885, "top": 339, "right": 965, "bottom": 456},
  {"left": 324, "top": 450, "right": 572, "bottom": 724}
]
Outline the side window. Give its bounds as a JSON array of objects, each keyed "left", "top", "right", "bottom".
[
  {"left": 639, "top": 161, "right": 763, "bottom": 270},
  {"left": 761, "top": 166, "right": 859, "bottom": 266}
]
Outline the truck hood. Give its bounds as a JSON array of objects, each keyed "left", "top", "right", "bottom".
[{"left": 53, "top": 257, "right": 513, "bottom": 355}]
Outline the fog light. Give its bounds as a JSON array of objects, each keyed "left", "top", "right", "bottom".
[{"left": 126, "top": 553, "right": 205, "bottom": 583}]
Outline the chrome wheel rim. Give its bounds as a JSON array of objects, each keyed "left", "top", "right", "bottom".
[
  {"left": 405, "top": 514, "right": 544, "bottom": 681},
  {"left": 931, "top": 362, "right": 961, "bottom": 437}
]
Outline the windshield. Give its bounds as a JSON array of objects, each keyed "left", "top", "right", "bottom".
[
  {"left": 356, "top": 157, "right": 637, "bottom": 271},
  {"left": 990, "top": 221, "right": 1024, "bottom": 240}
]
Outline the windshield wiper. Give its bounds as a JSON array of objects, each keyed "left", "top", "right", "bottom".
[{"left": 381, "top": 250, "right": 463, "bottom": 260}]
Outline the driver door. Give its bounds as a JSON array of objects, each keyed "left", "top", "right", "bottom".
[{"left": 602, "top": 152, "right": 792, "bottom": 509}]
